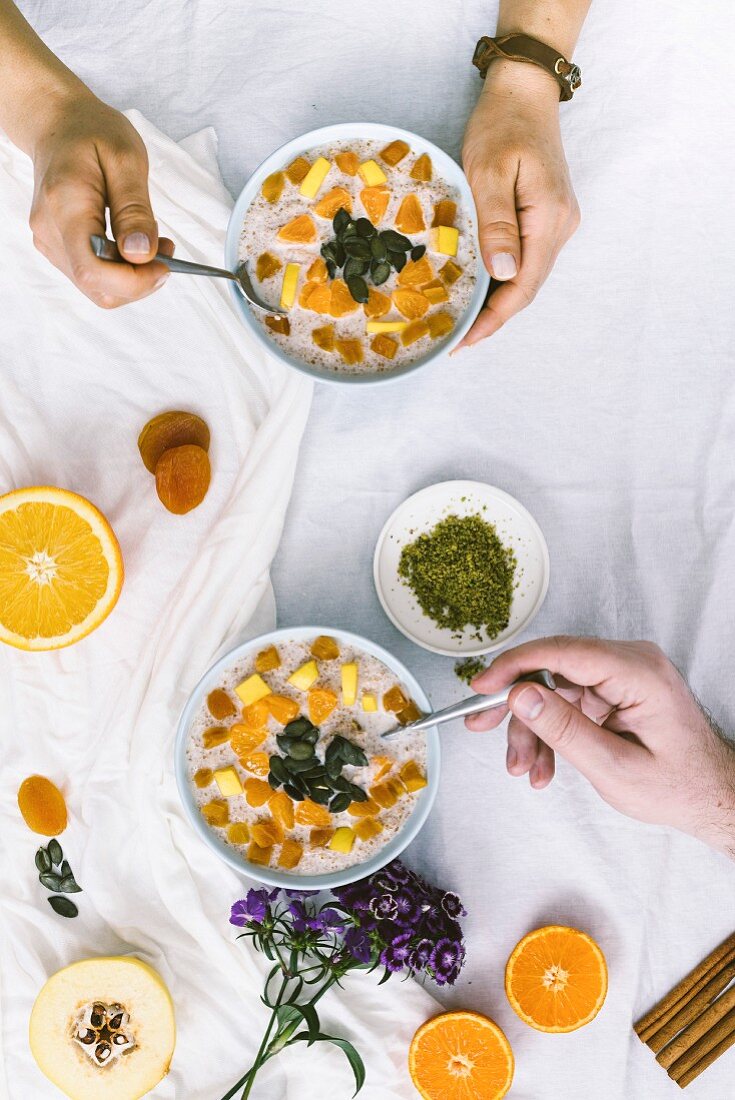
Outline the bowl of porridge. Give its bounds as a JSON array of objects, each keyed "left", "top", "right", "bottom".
[
  {"left": 225, "top": 123, "right": 488, "bottom": 384},
  {"left": 175, "top": 627, "right": 440, "bottom": 888}
]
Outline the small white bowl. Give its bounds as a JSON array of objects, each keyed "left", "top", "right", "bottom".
[
  {"left": 373, "top": 481, "right": 550, "bottom": 657},
  {"left": 225, "top": 123, "right": 489, "bottom": 387},
  {"left": 175, "top": 626, "right": 440, "bottom": 889}
]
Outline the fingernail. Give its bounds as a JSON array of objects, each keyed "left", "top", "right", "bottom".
[
  {"left": 490, "top": 252, "right": 517, "bottom": 280},
  {"left": 513, "top": 686, "right": 544, "bottom": 721},
  {"left": 506, "top": 746, "right": 517, "bottom": 770},
  {"left": 122, "top": 232, "right": 151, "bottom": 255}
]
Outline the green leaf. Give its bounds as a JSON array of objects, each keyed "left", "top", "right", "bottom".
[{"left": 290, "top": 1033, "right": 365, "bottom": 1095}]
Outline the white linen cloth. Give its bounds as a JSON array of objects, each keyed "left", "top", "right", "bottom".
[{"left": 5, "top": 0, "right": 735, "bottom": 1096}]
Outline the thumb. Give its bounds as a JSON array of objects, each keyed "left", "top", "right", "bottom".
[
  {"left": 476, "top": 176, "right": 521, "bottom": 282},
  {"left": 508, "top": 684, "right": 632, "bottom": 786},
  {"left": 107, "top": 152, "right": 158, "bottom": 264}
]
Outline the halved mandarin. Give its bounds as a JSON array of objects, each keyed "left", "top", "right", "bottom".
[
  {"left": 409, "top": 1012, "right": 514, "bottom": 1100},
  {"left": 505, "top": 925, "right": 608, "bottom": 1033},
  {"left": 277, "top": 214, "right": 317, "bottom": 243},
  {"left": 360, "top": 186, "right": 390, "bottom": 225},
  {"left": 314, "top": 186, "right": 353, "bottom": 219}
]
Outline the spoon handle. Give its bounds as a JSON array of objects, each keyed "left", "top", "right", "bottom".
[{"left": 90, "top": 235, "right": 237, "bottom": 282}]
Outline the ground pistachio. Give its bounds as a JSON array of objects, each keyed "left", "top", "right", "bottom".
[{"left": 454, "top": 656, "right": 487, "bottom": 685}]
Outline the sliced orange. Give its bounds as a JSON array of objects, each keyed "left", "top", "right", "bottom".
[
  {"left": 0, "top": 487, "right": 123, "bottom": 651},
  {"left": 505, "top": 925, "right": 608, "bottom": 1033},
  {"left": 409, "top": 1011, "right": 514, "bottom": 1100},
  {"left": 306, "top": 283, "right": 332, "bottom": 314},
  {"left": 230, "top": 725, "right": 267, "bottom": 755}
]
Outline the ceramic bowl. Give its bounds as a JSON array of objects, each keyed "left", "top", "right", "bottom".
[
  {"left": 175, "top": 626, "right": 440, "bottom": 889},
  {"left": 225, "top": 123, "right": 489, "bottom": 386}
]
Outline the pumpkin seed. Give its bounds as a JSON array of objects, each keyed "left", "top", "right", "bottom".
[
  {"left": 48, "top": 839, "right": 63, "bottom": 865},
  {"left": 411, "top": 244, "right": 426, "bottom": 261},
  {"left": 308, "top": 785, "right": 332, "bottom": 805},
  {"left": 59, "top": 875, "right": 82, "bottom": 894},
  {"left": 340, "top": 740, "right": 369, "bottom": 767},
  {"left": 269, "top": 756, "right": 290, "bottom": 784},
  {"left": 347, "top": 276, "right": 369, "bottom": 304},
  {"left": 346, "top": 783, "right": 368, "bottom": 802},
  {"left": 284, "top": 783, "right": 305, "bottom": 802},
  {"left": 381, "top": 229, "right": 412, "bottom": 252},
  {"left": 39, "top": 872, "right": 62, "bottom": 892},
  {"left": 356, "top": 217, "right": 376, "bottom": 239},
  {"left": 268, "top": 770, "right": 282, "bottom": 789},
  {"left": 326, "top": 756, "right": 343, "bottom": 781},
  {"left": 284, "top": 755, "right": 319, "bottom": 774},
  {"left": 283, "top": 717, "right": 315, "bottom": 739},
  {"left": 344, "top": 257, "right": 368, "bottom": 281},
  {"left": 371, "top": 260, "right": 391, "bottom": 286},
  {"left": 330, "top": 775, "right": 353, "bottom": 794},
  {"left": 333, "top": 242, "right": 346, "bottom": 267},
  {"left": 286, "top": 739, "right": 315, "bottom": 761},
  {"left": 302, "top": 728, "right": 319, "bottom": 745},
  {"left": 333, "top": 208, "right": 352, "bottom": 235},
  {"left": 326, "top": 737, "right": 346, "bottom": 765},
  {"left": 370, "top": 235, "right": 387, "bottom": 261},
  {"left": 60, "top": 860, "right": 72, "bottom": 878},
  {"left": 329, "top": 792, "right": 352, "bottom": 814},
  {"left": 300, "top": 763, "right": 329, "bottom": 780},
  {"left": 389, "top": 250, "right": 407, "bottom": 272},
  {"left": 341, "top": 222, "right": 358, "bottom": 238},
  {"left": 48, "top": 896, "right": 78, "bottom": 918},
  {"left": 326, "top": 259, "right": 337, "bottom": 279},
  {"left": 35, "top": 848, "right": 51, "bottom": 874},
  {"left": 343, "top": 237, "right": 372, "bottom": 261}
]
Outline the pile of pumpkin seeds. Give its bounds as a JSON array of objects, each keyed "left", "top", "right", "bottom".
[
  {"left": 321, "top": 207, "right": 426, "bottom": 304},
  {"left": 268, "top": 716, "right": 369, "bottom": 813},
  {"left": 35, "top": 838, "right": 82, "bottom": 918}
]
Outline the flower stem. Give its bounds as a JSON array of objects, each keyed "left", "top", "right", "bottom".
[{"left": 219, "top": 976, "right": 288, "bottom": 1100}]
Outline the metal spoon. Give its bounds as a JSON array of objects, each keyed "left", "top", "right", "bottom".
[
  {"left": 90, "top": 235, "right": 286, "bottom": 319},
  {"left": 381, "top": 670, "right": 556, "bottom": 738}
]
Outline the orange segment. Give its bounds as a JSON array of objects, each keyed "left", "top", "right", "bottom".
[
  {"left": 241, "top": 699, "right": 270, "bottom": 730},
  {"left": 395, "top": 194, "right": 425, "bottom": 233},
  {"left": 306, "top": 257, "right": 329, "bottom": 283},
  {"left": 244, "top": 778, "right": 273, "bottom": 808},
  {"left": 239, "top": 751, "right": 270, "bottom": 777},
  {"left": 0, "top": 487, "right": 123, "bottom": 651},
  {"left": 335, "top": 151, "right": 360, "bottom": 176},
  {"left": 397, "top": 255, "right": 434, "bottom": 287},
  {"left": 330, "top": 279, "right": 360, "bottom": 318},
  {"left": 265, "top": 694, "right": 300, "bottom": 724},
  {"left": 285, "top": 157, "right": 311, "bottom": 184},
  {"left": 230, "top": 725, "right": 267, "bottom": 755},
  {"left": 306, "top": 283, "right": 332, "bottom": 314},
  {"left": 409, "top": 1011, "right": 514, "bottom": 1100},
  {"left": 308, "top": 687, "right": 338, "bottom": 724},
  {"left": 393, "top": 288, "right": 430, "bottom": 320},
  {"left": 360, "top": 186, "right": 390, "bottom": 225},
  {"left": 294, "top": 799, "right": 331, "bottom": 828},
  {"left": 314, "top": 186, "right": 353, "bottom": 219},
  {"left": 505, "top": 925, "right": 608, "bottom": 1033},
  {"left": 364, "top": 288, "right": 392, "bottom": 319},
  {"left": 298, "top": 280, "right": 321, "bottom": 308},
  {"left": 269, "top": 790, "right": 295, "bottom": 830},
  {"left": 277, "top": 214, "right": 317, "bottom": 244}
]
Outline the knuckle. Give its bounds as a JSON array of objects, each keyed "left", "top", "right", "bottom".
[
  {"left": 480, "top": 218, "right": 518, "bottom": 243},
  {"left": 71, "top": 262, "right": 98, "bottom": 292},
  {"left": 548, "top": 705, "right": 578, "bottom": 750}
]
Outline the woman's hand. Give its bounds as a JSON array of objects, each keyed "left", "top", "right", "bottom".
[
  {"left": 466, "top": 636, "right": 735, "bottom": 854},
  {"left": 29, "top": 91, "right": 173, "bottom": 308},
  {"left": 460, "top": 60, "right": 580, "bottom": 348}
]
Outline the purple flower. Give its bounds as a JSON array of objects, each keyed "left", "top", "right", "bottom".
[
  {"left": 383, "top": 860, "right": 411, "bottom": 885},
  {"left": 343, "top": 926, "right": 372, "bottom": 964},
  {"left": 370, "top": 893, "right": 398, "bottom": 921},
  {"left": 393, "top": 890, "right": 422, "bottom": 928},
  {"left": 285, "top": 889, "right": 318, "bottom": 898},
  {"left": 308, "top": 907, "right": 345, "bottom": 933},
  {"left": 441, "top": 892, "right": 466, "bottom": 920},
  {"left": 381, "top": 932, "right": 413, "bottom": 973},
  {"left": 230, "top": 888, "right": 273, "bottom": 926},
  {"left": 409, "top": 937, "right": 434, "bottom": 970},
  {"left": 288, "top": 899, "right": 309, "bottom": 932},
  {"left": 429, "top": 938, "right": 465, "bottom": 986}
]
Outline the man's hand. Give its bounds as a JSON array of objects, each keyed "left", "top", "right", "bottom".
[
  {"left": 466, "top": 636, "right": 735, "bottom": 854},
  {"left": 460, "top": 60, "right": 580, "bottom": 348}
]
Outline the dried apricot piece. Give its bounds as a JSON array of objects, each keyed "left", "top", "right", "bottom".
[
  {"left": 240, "top": 751, "right": 270, "bottom": 777},
  {"left": 295, "top": 799, "right": 332, "bottom": 828},
  {"left": 307, "top": 257, "right": 329, "bottom": 283},
  {"left": 314, "top": 187, "right": 353, "bottom": 219},
  {"left": 335, "top": 151, "right": 359, "bottom": 175},
  {"left": 250, "top": 815, "right": 284, "bottom": 847},
  {"left": 269, "top": 790, "right": 295, "bottom": 830},
  {"left": 279, "top": 837, "right": 303, "bottom": 869},
  {"left": 265, "top": 315, "right": 290, "bottom": 336},
  {"left": 247, "top": 841, "right": 272, "bottom": 866},
  {"left": 371, "top": 781, "right": 399, "bottom": 809},
  {"left": 371, "top": 333, "right": 398, "bottom": 360},
  {"left": 380, "top": 140, "right": 410, "bottom": 167},
  {"left": 227, "top": 822, "right": 250, "bottom": 844},
  {"left": 335, "top": 338, "right": 363, "bottom": 365},
  {"left": 330, "top": 279, "right": 360, "bottom": 318},
  {"left": 138, "top": 411, "right": 210, "bottom": 474},
  {"left": 438, "top": 259, "right": 462, "bottom": 286},
  {"left": 277, "top": 214, "right": 317, "bottom": 244},
  {"left": 397, "top": 699, "right": 424, "bottom": 724},
  {"left": 202, "top": 726, "right": 229, "bottom": 749},
  {"left": 17, "top": 776, "right": 67, "bottom": 836},
  {"left": 348, "top": 797, "right": 380, "bottom": 818},
  {"left": 427, "top": 312, "right": 454, "bottom": 339},
  {"left": 306, "top": 283, "right": 332, "bottom": 314},
  {"left": 201, "top": 799, "right": 228, "bottom": 827},
  {"left": 155, "top": 444, "right": 210, "bottom": 515},
  {"left": 372, "top": 756, "right": 393, "bottom": 782},
  {"left": 299, "top": 280, "right": 321, "bottom": 308},
  {"left": 383, "top": 685, "right": 410, "bottom": 712},
  {"left": 310, "top": 827, "right": 335, "bottom": 848},
  {"left": 312, "top": 324, "right": 335, "bottom": 352},
  {"left": 397, "top": 255, "right": 434, "bottom": 287},
  {"left": 364, "top": 288, "right": 392, "bottom": 319},
  {"left": 308, "top": 687, "right": 338, "bottom": 724},
  {"left": 244, "top": 778, "right": 273, "bottom": 808},
  {"left": 266, "top": 694, "right": 300, "bottom": 724},
  {"left": 310, "top": 635, "right": 340, "bottom": 659},
  {"left": 241, "top": 699, "right": 271, "bottom": 729},
  {"left": 285, "top": 156, "right": 311, "bottom": 184},
  {"left": 261, "top": 171, "right": 285, "bottom": 203},
  {"left": 393, "top": 288, "right": 430, "bottom": 320},
  {"left": 360, "top": 186, "right": 390, "bottom": 225},
  {"left": 432, "top": 199, "right": 457, "bottom": 228},
  {"left": 410, "top": 154, "right": 433, "bottom": 182},
  {"left": 194, "top": 768, "right": 213, "bottom": 788},
  {"left": 421, "top": 279, "right": 449, "bottom": 305},
  {"left": 401, "top": 319, "right": 430, "bottom": 346},
  {"left": 355, "top": 817, "right": 384, "bottom": 841},
  {"left": 395, "top": 194, "right": 425, "bottom": 234},
  {"left": 256, "top": 252, "right": 282, "bottom": 281},
  {"left": 255, "top": 645, "right": 281, "bottom": 673},
  {"left": 207, "top": 689, "right": 237, "bottom": 720},
  {"left": 230, "top": 725, "right": 267, "bottom": 755}
]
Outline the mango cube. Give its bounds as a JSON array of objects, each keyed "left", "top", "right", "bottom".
[
  {"left": 362, "top": 692, "right": 378, "bottom": 712},
  {"left": 355, "top": 817, "right": 384, "bottom": 842},
  {"left": 213, "top": 766, "right": 244, "bottom": 797},
  {"left": 279, "top": 838, "right": 303, "bottom": 870},
  {"left": 280, "top": 263, "right": 300, "bottom": 310},
  {"left": 358, "top": 159, "right": 387, "bottom": 187},
  {"left": 341, "top": 662, "right": 358, "bottom": 706},
  {"left": 235, "top": 673, "right": 272, "bottom": 708},
  {"left": 366, "top": 320, "right": 407, "bottom": 334},
  {"left": 288, "top": 660, "right": 319, "bottom": 691},
  {"left": 429, "top": 226, "right": 459, "bottom": 257},
  {"left": 329, "top": 826, "right": 355, "bottom": 854},
  {"left": 400, "top": 760, "right": 428, "bottom": 792},
  {"left": 300, "top": 156, "right": 331, "bottom": 198}
]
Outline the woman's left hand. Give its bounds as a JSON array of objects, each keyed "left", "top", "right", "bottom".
[{"left": 460, "top": 59, "right": 580, "bottom": 349}]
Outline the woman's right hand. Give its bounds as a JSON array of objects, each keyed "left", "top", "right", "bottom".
[{"left": 29, "top": 91, "right": 173, "bottom": 308}]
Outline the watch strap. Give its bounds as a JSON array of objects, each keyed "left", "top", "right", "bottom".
[{"left": 473, "top": 33, "right": 582, "bottom": 101}]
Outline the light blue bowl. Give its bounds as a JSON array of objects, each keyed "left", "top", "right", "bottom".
[
  {"left": 175, "top": 626, "right": 440, "bottom": 889},
  {"left": 225, "top": 122, "right": 490, "bottom": 387}
]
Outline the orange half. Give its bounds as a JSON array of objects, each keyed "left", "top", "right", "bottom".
[
  {"left": 409, "top": 1011, "right": 514, "bottom": 1100},
  {"left": 505, "top": 925, "right": 608, "bottom": 1033}
]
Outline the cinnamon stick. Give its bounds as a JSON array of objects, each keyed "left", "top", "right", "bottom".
[
  {"left": 668, "top": 1004, "right": 735, "bottom": 1082},
  {"left": 657, "top": 984, "right": 735, "bottom": 1068},
  {"left": 676, "top": 1026, "right": 735, "bottom": 1089},
  {"left": 634, "top": 933, "right": 735, "bottom": 1044},
  {"left": 649, "top": 959, "right": 735, "bottom": 1055}
]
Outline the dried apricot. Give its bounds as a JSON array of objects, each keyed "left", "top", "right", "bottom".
[
  {"left": 256, "top": 252, "right": 282, "bottom": 281},
  {"left": 310, "top": 635, "right": 340, "bottom": 659},
  {"left": 277, "top": 214, "right": 317, "bottom": 244},
  {"left": 370, "top": 781, "right": 399, "bottom": 809},
  {"left": 279, "top": 837, "right": 303, "bottom": 869},
  {"left": 269, "top": 790, "right": 295, "bottom": 830},
  {"left": 307, "top": 257, "right": 329, "bottom": 283},
  {"left": 261, "top": 171, "right": 285, "bottom": 203},
  {"left": 227, "top": 822, "right": 250, "bottom": 844},
  {"left": 308, "top": 687, "right": 338, "bottom": 724},
  {"left": 17, "top": 776, "right": 67, "bottom": 836},
  {"left": 295, "top": 799, "right": 332, "bottom": 829},
  {"left": 310, "top": 828, "right": 335, "bottom": 848},
  {"left": 265, "top": 315, "right": 290, "bottom": 336},
  {"left": 240, "top": 751, "right": 270, "bottom": 777},
  {"left": 383, "top": 685, "right": 409, "bottom": 712},
  {"left": 397, "top": 255, "right": 434, "bottom": 287},
  {"left": 241, "top": 699, "right": 271, "bottom": 730},
  {"left": 335, "top": 151, "right": 360, "bottom": 175},
  {"left": 360, "top": 186, "right": 390, "bottom": 225},
  {"left": 364, "top": 288, "right": 392, "bottom": 319},
  {"left": 335, "top": 338, "right": 363, "bottom": 365},
  {"left": 380, "top": 140, "right": 410, "bottom": 166},
  {"left": 155, "top": 444, "right": 210, "bottom": 514},
  {"left": 306, "top": 283, "right": 332, "bottom": 314},
  {"left": 285, "top": 156, "right": 311, "bottom": 184},
  {"left": 314, "top": 187, "right": 353, "bottom": 219},
  {"left": 355, "top": 817, "right": 384, "bottom": 841},
  {"left": 371, "top": 333, "right": 398, "bottom": 360},
  {"left": 207, "top": 689, "right": 237, "bottom": 720},
  {"left": 421, "top": 279, "right": 449, "bottom": 305},
  {"left": 250, "top": 815, "right": 284, "bottom": 847},
  {"left": 439, "top": 259, "right": 463, "bottom": 285},
  {"left": 395, "top": 194, "right": 425, "bottom": 234},
  {"left": 312, "top": 324, "right": 335, "bottom": 351},
  {"left": 427, "top": 312, "right": 454, "bottom": 339},
  {"left": 244, "top": 778, "right": 273, "bottom": 808},
  {"left": 347, "top": 797, "right": 380, "bottom": 818},
  {"left": 432, "top": 199, "right": 457, "bottom": 227},
  {"left": 255, "top": 645, "right": 281, "bottom": 673},
  {"left": 202, "top": 726, "right": 229, "bottom": 749},
  {"left": 266, "top": 694, "right": 300, "bottom": 724},
  {"left": 138, "top": 411, "right": 210, "bottom": 474},
  {"left": 230, "top": 725, "right": 267, "bottom": 755},
  {"left": 330, "top": 279, "right": 360, "bottom": 318},
  {"left": 401, "top": 319, "right": 430, "bottom": 346},
  {"left": 410, "top": 153, "right": 433, "bottom": 182},
  {"left": 372, "top": 756, "right": 393, "bottom": 782},
  {"left": 247, "top": 841, "right": 272, "bottom": 866},
  {"left": 393, "top": 288, "right": 430, "bottom": 320},
  {"left": 201, "top": 800, "right": 228, "bottom": 827},
  {"left": 194, "top": 768, "right": 213, "bottom": 788},
  {"left": 397, "top": 699, "right": 424, "bottom": 724}
]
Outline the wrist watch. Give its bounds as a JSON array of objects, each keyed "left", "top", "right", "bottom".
[{"left": 473, "top": 33, "right": 582, "bottom": 101}]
